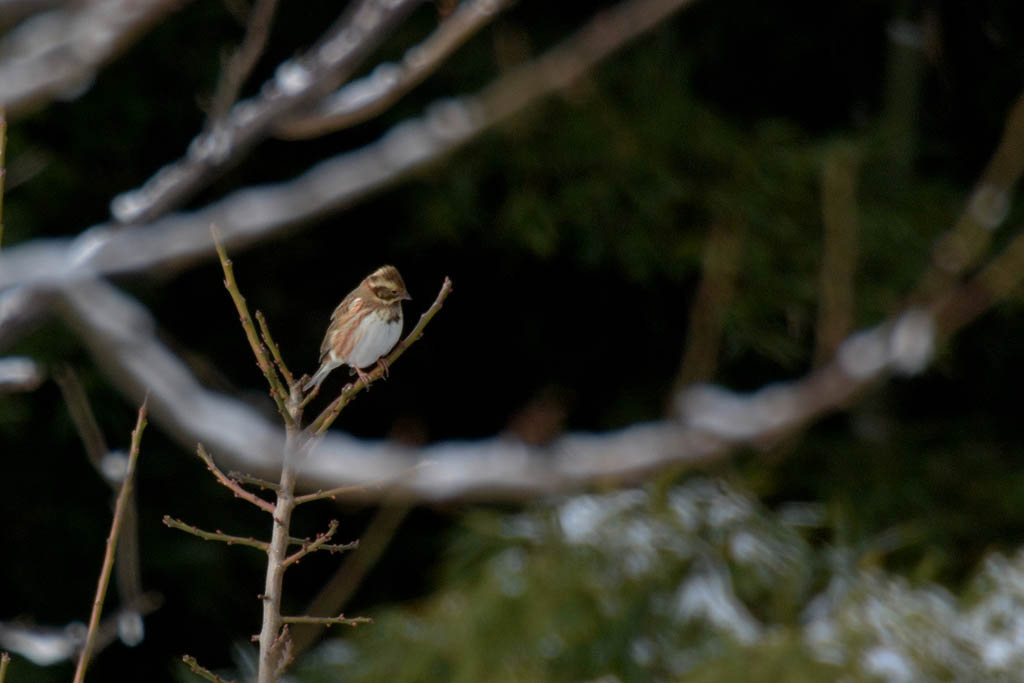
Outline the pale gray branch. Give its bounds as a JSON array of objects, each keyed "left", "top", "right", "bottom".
[
  {"left": 48, "top": 276, "right": 940, "bottom": 503},
  {"left": 275, "top": 0, "right": 514, "bottom": 139},
  {"left": 0, "top": 0, "right": 700, "bottom": 291},
  {"left": 109, "top": 0, "right": 424, "bottom": 225},
  {"left": 0, "top": 0, "right": 185, "bottom": 115}
]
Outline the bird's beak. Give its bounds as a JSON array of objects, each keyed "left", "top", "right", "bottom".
[{"left": 401, "top": 292, "right": 412, "bottom": 301}]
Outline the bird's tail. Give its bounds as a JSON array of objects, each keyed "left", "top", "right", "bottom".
[{"left": 303, "top": 362, "right": 331, "bottom": 392}]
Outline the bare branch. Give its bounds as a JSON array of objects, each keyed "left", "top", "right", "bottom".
[
  {"left": 7, "top": 0, "right": 1018, "bottom": 506},
  {"left": 0, "top": 104, "right": 6, "bottom": 247},
  {"left": 182, "top": 654, "right": 236, "bottom": 683},
  {"left": 0, "top": 285, "right": 56, "bottom": 350},
  {"left": 283, "top": 519, "right": 343, "bottom": 567},
  {"left": 0, "top": 0, "right": 701, "bottom": 291},
  {"left": 73, "top": 400, "right": 147, "bottom": 683},
  {"left": 163, "top": 516, "right": 270, "bottom": 552},
  {"left": 206, "top": 0, "right": 280, "bottom": 125},
  {"left": 255, "top": 310, "right": 294, "bottom": 388},
  {"left": 0, "top": 0, "right": 185, "bottom": 116},
  {"left": 280, "top": 614, "right": 370, "bottom": 627},
  {"left": 230, "top": 470, "right": 280, "bottom": 492},
  {"left": 53, "top": 365, "right": 109, "bottom": 473},
  {"left": 42, "top": 245, "right": 1023, "bottom": 502},
  {"left": 673, "top": 219, "right": 744, "bottom": 391},
  {"left": 54, "top": 365, "right": 147, "bottom": 618},
  {"left": 212, "top": 227, "right": 293, "bottom": 425},
  {"left": 197, "top": 444, "right": 276, "bottom": 514},
  {"left": 109, "top": 0, "right": 423, "bottom": 224},
  {"left": 276, "top": 0, "right": 513, "bottom": 139},
  {"left": 290, "top": 505, "right": 407, "bottom": 655},
  {"left": 913, "top": 91, "right": 1024, "bottom": 301}
]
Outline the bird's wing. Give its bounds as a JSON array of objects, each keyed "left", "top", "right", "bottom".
[{"left": 320, "top": 294, "right": 366, "bottom": 361}]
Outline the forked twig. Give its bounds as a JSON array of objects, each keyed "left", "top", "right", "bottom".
[
  {"left": 256, "top": 310, "right": 294, "bottom": 388},
  {"left": 211, "top": 225, "right": 294, "bottom": 425},
  {"left": 283, "top": 520, "right": 348, "bottom": 567},
  {"left": 197, "top": 444, "right": 275, "bottom": 513}
]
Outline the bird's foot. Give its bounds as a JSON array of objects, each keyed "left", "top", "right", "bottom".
[{"left": 354, "top": 366, "right": 373, "bottom": 391}]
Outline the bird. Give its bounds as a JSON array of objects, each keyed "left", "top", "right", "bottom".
[{"left": 303, "top": 265, "right": 411, "bottom": 392}]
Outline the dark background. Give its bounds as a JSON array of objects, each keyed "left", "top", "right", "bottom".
[{"left": 3, "top": 0, "right": 1024, "bottom": 680}]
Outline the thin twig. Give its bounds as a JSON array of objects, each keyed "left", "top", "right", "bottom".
[
  {"left": 283, "top": 519, "right": 339, "bottom": 567},
  {"left": 229, "top": 470, "right": 280, "bottom": 492},
  {"left": 163, "top": 516, "right": 270, "bottom": 552},
  {"left": 73, "top": 400, "right": 148, "bottom": 683},
  {"left": 256, "top": 310, "right": 294, "bottom": 388},
  {"left": 53, "top": 365, "right": 109, "bottom": 476},
  {"left": 197, "top": 444, "right": 275, "bottom": 513},
  {"left": 294, "top": 460, "right": 432, "bottom": 504},
  {"left": 182, "top": 654, "right": 236, "bottom": 682},
  {"left": 311, "top": 276, "right": 453, "bottom": 435},
  {"left": 0, "top": 652, "right": 10, "bottom": 683},
  {"left": 211, "top": 225, "right": 294, "bottom": 426},
  {"left": 57, "top": 364, "right": 149, "bottom": 631},
  {"left": 281, "top": 614, "right": 371, "bottom": 627},
  {"left": 291, "top": 504, "right": 408, "bottom": 655},
  {"left": 206, "top": 0, "right": 281, "bottom": 124}
]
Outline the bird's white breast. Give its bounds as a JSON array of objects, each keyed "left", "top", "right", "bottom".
[{"left": 345, "top": 307, "right": 403, "bottom": 369}]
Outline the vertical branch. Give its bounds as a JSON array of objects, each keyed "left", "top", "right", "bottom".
[
  {"left": 56, "top": 365, "right": 146, "bottom": 614},
  {"left": 0, "top": 652, "right": 10, "bottom": 683},
  {"left": 815, "top": 145, "right": 861, "bottom": 365},
  {"left": 73, "top": 401, "right": 148, "bottom": 683},
  {"left": 0, "top": 106, "right": 6, "bottom": 249},
  {"left": 257, "top": 431, "right": 302, "bottom": 682},
  {"left": 878, "top": 12, "right": 926, "bottom": 180},
  {"left": 673, "top": 219, "right": 744, "bottom": 392},
  {"left": 211, "top": 226, "right": 295, "bottom": 426}
]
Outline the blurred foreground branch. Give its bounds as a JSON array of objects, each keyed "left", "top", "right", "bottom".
[
  {"left": 41, "top": 225, "right": 1024, "bottom": 501},
  {"left": 0, "top": 0, "right": 700, "bottom": 289},
  {"left": 0, "top": 0, "right": 185, "bottom": 115}
]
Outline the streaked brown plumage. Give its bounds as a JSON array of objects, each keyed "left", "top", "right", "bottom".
[{"left": 303, "top": 265, "right": 411, "bottom": 392}]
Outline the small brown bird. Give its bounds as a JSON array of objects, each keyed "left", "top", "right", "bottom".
[{"left": 303, "top": 265, "right": 411, "bottom": 392}]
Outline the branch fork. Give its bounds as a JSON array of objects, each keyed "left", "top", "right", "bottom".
[{"left": 169, "top": 229, "right": 449, "bottom": 681}]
